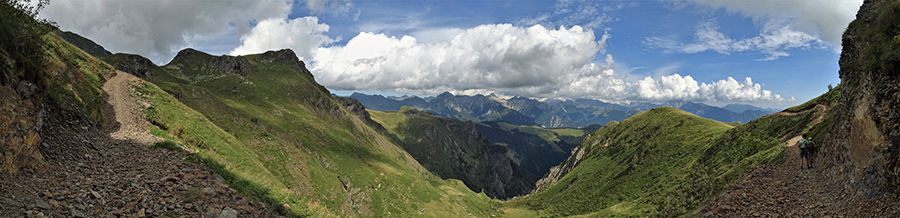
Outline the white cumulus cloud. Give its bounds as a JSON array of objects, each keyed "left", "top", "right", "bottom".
[
  {"left": 632, "top": 74, "right": 791, "bottom": 102},
  {"left": 230, "top": 17, "right": 336, "bottom": 61},
  {"left": 310, "top": 24, "right": 787, "bottom": 104},
  {"left": 313, "top": 24, "right": 610, "bottom": 98}
]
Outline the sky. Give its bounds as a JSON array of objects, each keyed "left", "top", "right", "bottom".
[{"left": 41, "top": 0, "right": 863, "bottom": 109}]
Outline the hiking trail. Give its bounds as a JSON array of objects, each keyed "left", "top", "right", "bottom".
[
  {"left": 102, "top": 71, "right": 162, "bottom": 145},
  {"left": 0, "top": 72, "right": 280, "bottom": 217},
  {"left": 692, "top": 104, "right": 900, "bottom": 217}
]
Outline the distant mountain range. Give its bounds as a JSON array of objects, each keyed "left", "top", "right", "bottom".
[{"left": 347, "top": 92, "right": 778, "bottom": 128}]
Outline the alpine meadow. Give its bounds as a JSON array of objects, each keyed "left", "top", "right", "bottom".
[{"left": 2, "top": 0, "right": 900, "bottom": 217}]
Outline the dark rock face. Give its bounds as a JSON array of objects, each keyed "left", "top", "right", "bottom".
[
  {"left": 255, "top": 49, "right": 313, "bottom": 78},
  {"left": 532, "top": 134, "right": 595, "bottom": 193},
  {"left": 103, "top": 53, "right": 158, "bottom": 79},
  {"left": 170, "top": 48, "right": 252, "bottom": 75},
  {"left": 384, "top": 108, "right": 535, "bottom": 199},
  {"left": 434, "top": 118, "right": 535, "bottom": 199},
  {"left": 56, "top": 31, "right": 112, "bottom": 58},
  {"left": 824, "top": 0, "right": 900, "bottom": 198},
  {"left": 0, "top": 54, "right": 45, "bottom": 175},
  {"left": 335, "top": 96, "right": 371, "bottom": 122}
]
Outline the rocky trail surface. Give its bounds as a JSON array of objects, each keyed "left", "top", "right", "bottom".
[
  {"left": 692, "top": 105, "right": 900, "bottom": 217},
  {"left": 0, "top": 72, "right": 281, "bottom": 217}
]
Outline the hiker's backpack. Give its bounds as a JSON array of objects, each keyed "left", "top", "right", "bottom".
[
  {"left": 807, "top": 139, "right": 816, "bottom": 153},
  {"left": 799, "top": 139, "right": 809, "bottom": 149}
]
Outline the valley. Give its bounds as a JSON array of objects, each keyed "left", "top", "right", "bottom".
[{"left": 3, "top": 0, "right": 900, "bottom": 217}]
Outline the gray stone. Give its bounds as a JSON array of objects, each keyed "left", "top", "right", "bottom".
[
  {"left": 218, "top": 207, "right": 238, "bottom": 218},
  {"left": 35, "top": 200, "right": 50, "bottom": 210},
  {"left": 202, "top": 187, "right": 215, "bottom": 195}
]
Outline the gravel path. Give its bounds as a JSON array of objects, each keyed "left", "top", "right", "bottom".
[
  {"left": 692, "top": 105, "right": 900, "bottom": 218},
  {"left": 102, "top": 71, "right": 163, "bottom": 145},
  {"left": 0, "top": 72, "right": 281, "bottom": 217}
]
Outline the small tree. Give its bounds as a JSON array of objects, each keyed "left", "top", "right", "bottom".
[
  {"left": 828, "top": 84, "right": 833, "bottom": 90},
  {"left": 1, "top": 0, "right": 57, "bottom": 85},
  {"left": 1, "top": 0, "right": 57, "bottom": 56}
]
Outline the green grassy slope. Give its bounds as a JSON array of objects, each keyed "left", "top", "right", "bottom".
[
  {"left": 511, "top": 107, "right": 734, "bottom": 217},
  {"left": 134, "top": 49, "right": 497, "bottom": 217},
  {"left": 505, "top": 87, "right": 839, "bottom": 217},
  {"left": 368, "top": 107, "right": 536, "bottom": 199}
]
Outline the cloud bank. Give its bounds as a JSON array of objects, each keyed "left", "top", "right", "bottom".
[
  {"left": 689, "top": 0, "right": 862, "bottom": 47},
  {"left": 41, "top": 0, "right": 293, "bottom": 63},
  {"left": 633, "top": 74, "right": 791, "bottom": 102},
  {"left": 305, "top": 0, "right": 353, "bottom": 14},
  {"left": 300, "top": 24, "right": 788, "bottom": 103},
  {"left": 230, "top": 17, "right": 336, "bottom": 61},
  {"left": 645, "top": 21, "right": 823, "bottom": 61}
]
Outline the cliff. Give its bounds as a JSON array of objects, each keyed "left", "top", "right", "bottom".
[
  {"left": 368, "top": 107, "right": 537, "bottom": 199},
  {"left": 824, "top": 0, "right": 900, "bottom": 198}
]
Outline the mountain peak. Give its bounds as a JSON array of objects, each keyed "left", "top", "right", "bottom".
[
  {"left": 437, "top": 91, "right": 454, "bottom": 98},
  {"left": 254, "top": 49, "right": 313, "bottom": 78},
  {"left": 168, "top": 48, "right": 252, "bottom": 75},
  {"left": 170, "top": 48, "right": 208, "bottom": 64}
]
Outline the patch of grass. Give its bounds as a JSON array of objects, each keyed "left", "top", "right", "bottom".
[
  {"left": 151, "top": 140, "right": 182, "bottom": 152},
  {"left": 549, "top": 128, "right": 586, "bottom": 137},
  {"left": 182, "top": 187, "right": 203, "bottom": 204}
]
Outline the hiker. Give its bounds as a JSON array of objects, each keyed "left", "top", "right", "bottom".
[{"left": 798, "top": 134, "right": 813, "bottom": 169}]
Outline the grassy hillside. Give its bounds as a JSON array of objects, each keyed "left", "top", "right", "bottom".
[
  {"left": 510, "top": 107, "right": 734, "bottom": 217},
  {"left": 505, "top": 87, "right": 838, "bottom": 217},
  {"left": 129, "top": 49, "right": 499, "bottom": 217},
  {"left": 369, "top": 107, "right": 536, "bottom": 199}
]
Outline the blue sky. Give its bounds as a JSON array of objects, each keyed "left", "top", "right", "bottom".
[{"left": 43, "top": 0, "right": 862, "bottom": 109}]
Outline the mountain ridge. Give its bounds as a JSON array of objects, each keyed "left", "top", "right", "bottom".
[{"left": 349, "top": 92, "right": 774, "bottom": 128}]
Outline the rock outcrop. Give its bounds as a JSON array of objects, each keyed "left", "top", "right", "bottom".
[
  {"left": 335, "top": 96, "right": 371, "bottom": 122},
  {"left": 376, "top": 107, "right": 536, "bottom": 199},
  {"left": 169, "top": 48, "right": 252, "bottom": 75},
  {"left": 255, "top": 49, "right": 314, "bottom": 78},
  {"left": 56, "top": 30, "right": 112, "bottom": 58},
  {"left": 0, "top": 50, "right": 45, "bottom": 175},
  {"left": 824, "top": 0, "right": 900, "bottom": 198},
  {"left": 532, "top": 139, "right": 593, "bottom": 193},
  {"left": 102, "top": 53, "right": 160, "bottom": 80}
]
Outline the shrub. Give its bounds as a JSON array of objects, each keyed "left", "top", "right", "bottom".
[{"left": 151, "top": 140, "right": 182, "bottom": 152}]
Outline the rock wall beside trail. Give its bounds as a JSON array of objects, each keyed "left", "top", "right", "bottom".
[
  {"left": 0, "top": 55, "right": 45, "bottom": 175},
  {"left": 824, "top": 0, "right": 900, "bottom": 198}
]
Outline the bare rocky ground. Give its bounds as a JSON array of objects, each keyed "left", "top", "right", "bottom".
[
  {"left": 0, "top": 72, "right": 281, "bottom": 217},
  {"left": 692, "top": 106, "right": 900, "bottom": 218}
]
